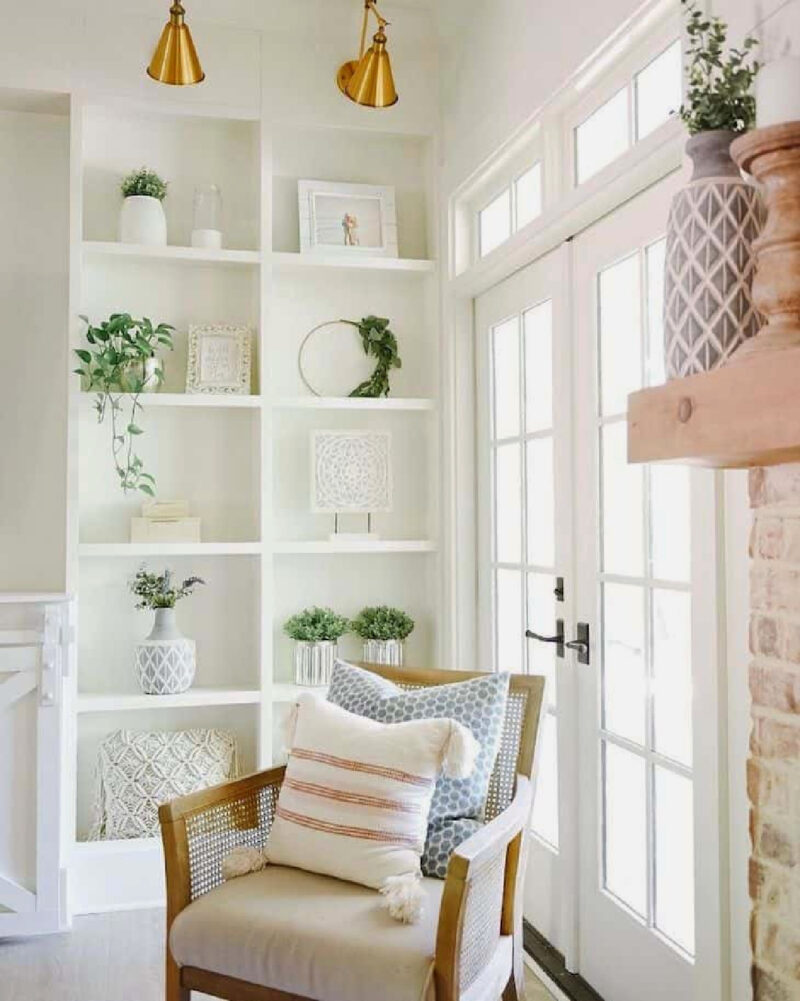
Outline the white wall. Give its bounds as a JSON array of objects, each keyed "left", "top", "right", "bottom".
[
  {"left": 0, "top": 105, "right": 70, "bottom": 592},
  {"left": 436, "top": 0, "right": 643, "bottom": 189}
]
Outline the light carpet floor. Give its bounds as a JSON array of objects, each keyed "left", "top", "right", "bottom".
[{"left": 0, "top": 907, "right": 555, "bottom": 1001}]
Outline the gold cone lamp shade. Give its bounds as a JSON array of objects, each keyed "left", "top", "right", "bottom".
[
  {"left": 338, "top": 28, "right": 398, "bottom": 108},
  {"left": 337, "top": 2, "right": 398, "bottom": 108},
  {"left": 147, "top": 1, "right": 205, "bottom": 86}
]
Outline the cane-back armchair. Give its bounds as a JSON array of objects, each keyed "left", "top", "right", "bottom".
[{"left": 159, "top": 664, "right": 545, "bottom": 1001}]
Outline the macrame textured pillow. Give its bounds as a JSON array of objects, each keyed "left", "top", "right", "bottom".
[
  {"left": 90, "top": 728, "right": 239, "bottom": 840},
  {"left": 327, "top": 662, "right": 509, "bottom": 877},
  {"left": 265, "top": 693, "right": 478, "bottom": 894}
]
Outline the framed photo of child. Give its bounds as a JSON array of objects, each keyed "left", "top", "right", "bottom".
[{"left": 297, "top": 180, "right": 398, "bottom": 258}]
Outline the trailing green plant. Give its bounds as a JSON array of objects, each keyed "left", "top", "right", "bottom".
[
  {"left": 351, "top": 605, "right": 415, "bottom": 642},
  {"left": 121, "top": 167, "right": 168, "bottom": 201},
  {"left": 73, "top": 313, "right": 174, "bottom": 495},
  {"left": 284, "top": 606, "right": 350, "bottom": 643},
  {"left": 679, "top": 0, "right": 760, "bottom": 135},
  {"left": 348, "top": 315, "right": 401, "bottom": 398},
  {"left": 130, "top": 566, "right": 205, "bottom": 610}
]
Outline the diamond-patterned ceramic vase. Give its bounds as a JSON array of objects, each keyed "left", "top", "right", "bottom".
[
  {"left": 664, "top": 130, "right": 763, "bottom": 379},
  {"left": 135, "top": 608, "right": 196, "bottom": 695}
]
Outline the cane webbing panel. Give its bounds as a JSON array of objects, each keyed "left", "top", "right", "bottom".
[
  {"left": 185, "top": 781, "right": 280, "bottom": 901},
  {"left": 459, "top": 847, "right": 506, "bottom": 991}
]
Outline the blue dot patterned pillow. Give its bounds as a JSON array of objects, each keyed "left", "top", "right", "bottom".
[{"left": 327, "top": 661, "right": 509, "bottom": 878}]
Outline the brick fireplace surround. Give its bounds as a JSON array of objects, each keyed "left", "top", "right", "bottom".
[{"left": 749, "top": 465, "right": 800, "bottom": 999}]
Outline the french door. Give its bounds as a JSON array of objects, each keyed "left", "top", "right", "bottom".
[
  {"left": 475, "top": 245, "right": 576, "bottom": 956},
  {"left": 476, "top": 176, "right": 718, "bottom": 1000}
]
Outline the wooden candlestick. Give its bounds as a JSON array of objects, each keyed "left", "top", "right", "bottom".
[{"left": 731, "top": 122, "right": 800, "bottom": 358}]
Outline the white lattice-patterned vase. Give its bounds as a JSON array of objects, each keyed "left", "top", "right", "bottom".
[
  {"left": 362, "top": 639, "right": 404, "bottom": 666},
  {"left": 135, "top": 608, "right": 196, "bottom": 695},
  {"left": 664, "top": 130, "right": 764, "bottom": 378},
  {"left": 293, "top": 640, "right": 337, "bottom": 686}
]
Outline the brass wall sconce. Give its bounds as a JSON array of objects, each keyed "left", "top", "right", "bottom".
[
  {"left": 147, "top": 1, "right": 205, "bottom": 86},
  {"left": 337, "top": 1, "right": 398, "bottom": 108}
]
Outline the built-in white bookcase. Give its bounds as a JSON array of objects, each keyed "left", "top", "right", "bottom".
[{"left": 67, "top": 98, "right": 440, "bottom": 912}]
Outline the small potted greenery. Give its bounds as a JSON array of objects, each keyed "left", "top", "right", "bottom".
[
  {"left": 129, "top": 567, "right": 205, "bottom": 695},
  {"left": 351, "top": 605, "right": 414, "bottom": 667},
  {"left": 74, "top": 312, "right": 174, "bottom": 494},
  {"left": 119, "top": 167, "right": 169, "bottom": 246},
  {"left": 284, "top": 606, "right": 350, "bottom": 686}
]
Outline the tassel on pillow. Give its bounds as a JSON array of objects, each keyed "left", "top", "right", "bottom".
[
  {"left": 380, "top": 872, "right": 426, "bottom": 924},
  {"left": 221, "top": 844, "right": 268, "bottom": 881},
  {"left": 441, "top": 718, "right": 480, "bottom": 779}
]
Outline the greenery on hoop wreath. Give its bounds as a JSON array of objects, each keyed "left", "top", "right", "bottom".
[{"left": 298, "top": 315, "right": 401, "bottom": 398}]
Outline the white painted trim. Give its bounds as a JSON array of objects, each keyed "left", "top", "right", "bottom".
[
  {"left": 522, "top": 953, "right": 572, "bottom": 1001},
  {"left": 0, "top": 875, "right": 36, "bottom": 913}
]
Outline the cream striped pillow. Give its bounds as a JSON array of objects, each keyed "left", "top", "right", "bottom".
[{"left": 265, "top": 693, "right": 478, "bottom": 891}]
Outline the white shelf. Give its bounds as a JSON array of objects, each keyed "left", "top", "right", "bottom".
[
  {"left": 76, "top": 688, "right": 261, "bottom": 713},
  {"left": 272, "top": 396, "right": 435, "bottom": 412},
  {"left": 82, "top": 240, "right": 260, "bottom": 266},
  {"left": 272, "top": 540, "right": 437, "bottom": 555},
  {"left": 272, "top": 683, "right": 328, "bottom": 703},
  {"left": 79, "top": 392, "right": 263, "bottom": 409},
  {"left": 78, "top": 542, "right": 263, "bottom": 557},
  {"left": 72, "top": 837, "right": 161, "bottom": 857},
  {"left": 271, "top": 251, "right": 435, "bottom": 275}
]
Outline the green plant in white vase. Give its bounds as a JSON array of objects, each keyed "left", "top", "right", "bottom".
[
  {"left": 119, "top": 167, "right": 169, "bottom": 246},
  {"left": 663, "top": 1, "right": 762, "bottom": 378},
  {"left": 74, "top": 313, "right": 174, "bottom": 495},
  {"left": 284, "top": 606, "right": 350, "bottom": 686},
  {"left": 130, "top": 567, "right": 205, "bottom": 696},
  {"left": 351, "top": 605, "right": 414, "bottom": 667}
]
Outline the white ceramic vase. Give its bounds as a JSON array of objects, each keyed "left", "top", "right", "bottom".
[
  {"left": 362, "top": 639, "right": 404, "bottom": 666},
  {"left": 293, "top": 640, "right": 337, "bottom": 686},
  {"left": 135, "top": 607, "right": 196, "bottom": 695},
  {"left": 119, "top": 195, "right": 168, "bottom": 246}
]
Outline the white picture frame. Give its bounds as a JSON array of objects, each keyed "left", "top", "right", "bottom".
[
  {"left": 311, "top": 430, "right": 392, "bottom": 514},
  {"left": 298, "top": 179, "right": 398, "bottom": 257},
  {"left": 185, "top": 324, "right": 252, "bottom": 395}
]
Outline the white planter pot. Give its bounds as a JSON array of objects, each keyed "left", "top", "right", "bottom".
[
  {"left": 293, "top": 640, "right": 337, "bottom": 686},
  {"left": 134, "top": 608, "right": 196, "bottom": 695},
  {"left": 119, "top": 195, "right": 167, "bottom": 246},
  {"left": 362, "top": 639, "right": 404, "bottom": 666}
]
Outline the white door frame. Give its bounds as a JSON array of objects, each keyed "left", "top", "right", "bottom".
[{"left": 0, "top": 595, "right": 72, "bottom": 937}]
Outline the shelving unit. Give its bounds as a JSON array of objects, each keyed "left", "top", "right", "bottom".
[
  {"left": 271, "top": 250, "right": 435, "bottom": 274},
  {"left": 82, "top": 240, "right": 260, "bottom": 267},
  {"left": 66, "top": 98, "right": 440, "bottom": 913},
  {"left": 76, "top": 688, "right": 261, "bottom": 712},
  {"left": 78, "top": 542, "right": 263, "bottom": 557},
  {"left": 271, "top": 540, "right": 437, "bottom": 554},
  {"left": 272, "top": 396, "right": 435, "bottom": 411}
]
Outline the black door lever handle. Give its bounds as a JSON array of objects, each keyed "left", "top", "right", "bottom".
[{"left": 525, "top": 619, "right": 565, "bottom": 658}]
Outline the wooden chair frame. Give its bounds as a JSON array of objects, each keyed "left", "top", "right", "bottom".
[{"left": 159, "top": 665, "right": 545, "bottom": 1001}]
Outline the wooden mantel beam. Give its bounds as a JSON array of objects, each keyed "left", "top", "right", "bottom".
[{"left": 627, "top": 348, "right": 800, "bottom": 469}]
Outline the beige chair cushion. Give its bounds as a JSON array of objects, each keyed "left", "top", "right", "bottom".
[{"left": 170, "top": 865, "right": 444, "bottom": 1001}]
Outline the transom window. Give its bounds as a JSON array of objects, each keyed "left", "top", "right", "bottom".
[
  {"left": 574, "top": 39, "right": 681, "bottom": 184},
  {"left": 479, "top": 162, "right": 543, "bottom": 258}
]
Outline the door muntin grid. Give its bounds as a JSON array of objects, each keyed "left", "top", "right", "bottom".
[
  {"left": 595, "top": 238, "right": 695, "bottom": 957},
  {"left": 489, "top": 298, "right": 559, "bottom": 851}
]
